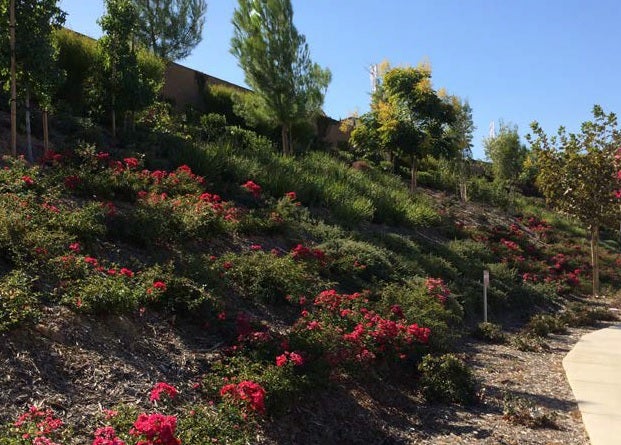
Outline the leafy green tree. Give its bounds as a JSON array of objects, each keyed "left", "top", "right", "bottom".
[
  {"left": 230, "top": 0, "right": 331, "bottom": 156},
  {"left": 95, "top": 0, "right": 164, "bottom": 137},
  {"left": 375, "top": 64, "right": 456, "bottom": 191},
  {"left": 446, "top": 97, "right": 475, "bottom": 200},
  {"left": 0, "top": 0, "right": 66, "bottom": 161},
  {"left": 132, "top": 0, "right": 207, "bottom": 61},
  {"left": 483, "top": 122, "right": 527, "bottom": 187},
  {"left": 528, "top": 105, "right": 621, "bottom": 296}
]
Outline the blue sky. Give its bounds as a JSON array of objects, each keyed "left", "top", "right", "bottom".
[{"left": 59, "top": 0, "right": 621, "bottom": 159}]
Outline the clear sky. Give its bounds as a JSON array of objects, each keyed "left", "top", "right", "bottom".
[{"left": 59, "top": 0, "right": 621, "bottom": 159}]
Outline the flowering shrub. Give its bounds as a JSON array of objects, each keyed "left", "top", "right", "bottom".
[
  {"left": 150, "top": 382, "right": 178, "bottom": 403},
  {"left": 424, "top": 277, "right": 451, "bottom": 304},
  {"left": 220, "top": 380, "right": 267, "bottom": 415},
  {"left": 116, "top": 188, "right": 237, "bottom": 245},
  {"left": 290, "top": 289, "right": 431, "bottom": 369},
  {"left": 130, "top": 413, "right": 181, "bottom": 445},
  {"left": 241, "top": 180, "right": 261, "bottom": 198},
  {"left": 275, "top": 351, "right": 305, "bottom": 367},
  {"left": 92, "top": 426, "right": 125, "bottom": 445},
  {"left": 9, "top": 405, "right": 65, "bottom": 444}
]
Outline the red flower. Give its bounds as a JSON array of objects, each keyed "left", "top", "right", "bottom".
[
  {"left": 220, "top": 380, "right": 266, "bottom": 414},
  {"left": 150, "top": 382, "right": 178, "bottom": 403},
  {"left": 241, "top": 180, "right": 262, "bottom": 198},
  {"left": 93, "top": 426, "right": 126, "bottom": 445},
  {"left": 288, "top": 351, "right": 304, "bottom": 366},
  {"left": 69, "top": 242, "right": 81, "bottom": 252},
  {"left": 152, "top": 281, "right": 167, "bottom": 291},
  {"left": 102, "top": 202, "right": 117, "bottom": 217},
  {"left": 222, "top": 261, "right": 233, "bottom": 270},
  {"left": 130, "top": 413, "right": 180, "bottom": 445},
  {"left": 285, "top": 191, "right": 297, "bottom": 200},
  {"left": 276, "top": 354, "right": 287, "bottom": 367},
  {"left": 96, "top": 152, "right": 110, "bottom": 162},
  {"left": 84, "top": 256, "right": 99, "bottom": 266},
  {"left": 21, "top": 175, "right": 34, "bottom": 186},
  {"left": 250, "top": 244, "right": 262, "bottom": 251},
  {"left": 119, "top": 268, "right": 134, "bottom": 277},
  {"left": 123, "top": 157, "right": 139, "bottom": 169}
]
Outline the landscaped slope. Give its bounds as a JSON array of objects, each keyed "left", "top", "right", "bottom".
[{"left": 0, "top": 128, "right": 618, "bottom": 444}]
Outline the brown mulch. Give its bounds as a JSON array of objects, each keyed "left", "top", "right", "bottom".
[
  {"left": 0, "top": 306, "right": 595, "bottom": 444},
  {"left": 259, "top": 326, "right": 592, "bottom": 445}
]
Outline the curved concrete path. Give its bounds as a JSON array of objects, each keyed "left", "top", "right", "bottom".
[{"left": 563, "top": 324, "right": 621, "bottom": 445}]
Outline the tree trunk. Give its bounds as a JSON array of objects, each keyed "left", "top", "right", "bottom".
[
  {"left": 410, "top": 156, "right": 417, "bottom": 193},
  {"left": 590, "top": 225, "right": 600, "bottom": 297},
  {"left": 281, "top": 124, "right": 289, "bottom": 156},
  {"left": 25, "top": 88, "right": 33, "bottom": 163},
  {"left": 111, "top": 107, "right": 117, "bottom": 139},
  {"left": 43, "top": 109, "right": 49, "bottom": 158},
  {"left": 111, "top": 62, "right": 117, "bottom": 139},
  {"left": 289, "top": 125, "right": 294, "bottom": 156},
  {"left": 9, "top": 0, "right": 17, "bottom": 156}
]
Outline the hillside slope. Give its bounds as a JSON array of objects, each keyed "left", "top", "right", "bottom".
[{"left": 0, "top": 120, "right": 618, "bottom": 443}]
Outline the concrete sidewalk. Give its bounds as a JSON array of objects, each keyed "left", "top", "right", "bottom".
[{"left": 563, "top": 324, "right": 621, "bottom": 445}]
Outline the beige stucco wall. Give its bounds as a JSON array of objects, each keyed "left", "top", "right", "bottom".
[{"left": 161, "top": 62, "right": 250, "bottom": 112}]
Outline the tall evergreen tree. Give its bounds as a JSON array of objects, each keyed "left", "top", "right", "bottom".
[
  {"left": 231, "top": 0, "right": 331, "bottom": 156},
  {"left": 133, "top": 0, "right": 207, "bottom": 61}
]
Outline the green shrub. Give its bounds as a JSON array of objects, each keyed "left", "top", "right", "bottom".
[
  {"left": 511, "top": 281, "right": 560, "bottom": 309},
  {"left": 448, "top": 239, "right": 494, "bottom": 279},
  {"left": 199, "top": 113, "right": 227, "bottom": 142},
  {"left": 561, "top": 302, "right": 618, "bottom": 327},
  {"left": 218, "top": 251, "right": 322, "bottom": 304},
  {"left": 64, "top": 273, "right": 144, "bottom": 314},
  {"left": 526, "top": 313, "right": 568, "bottom": 337},
  {"left": 54, "top": 28, "right": 99, "bottom": 114},
  {"left": 319, "top": 238, "right": 395, "bottom": 288},
  {"left": 467, "top": 177, "right": 511, "bottom": 208},
  {"left": 471, "top": 322, "right": 506, "bottom": 343},
  {"left": 510, "top": 333, "right": 550, "bottom": 352},
  {"left": 418, "top": 353, "right": 477, "bottom": 404},
  {"left": 0, "top": 271, "right": 39, "bottom": 332},
  {"left": 380, "top": 280, "right": 463, "bottom": 352}
]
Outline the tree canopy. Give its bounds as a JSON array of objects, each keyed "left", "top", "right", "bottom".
[
  {"left": 0, "top": 0, "right": 66, "bottom": 160},
  {"left": 349, "top": 62, "right": 456, "bottom": 191},
  {"left": 230, "top": 0, "right": 331, "bottom": 156},
  {"left": 484, "top": 122, "right": 526, "bottom": 186},
  {"left": 132, "top": 0, "right": 207, "bottom": 61},
  {"left": 528, "top": 105, "right": 621, "bottom": 295},
  {"left": 95, "top": 0, "right": 164, "bottom": 136}
]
